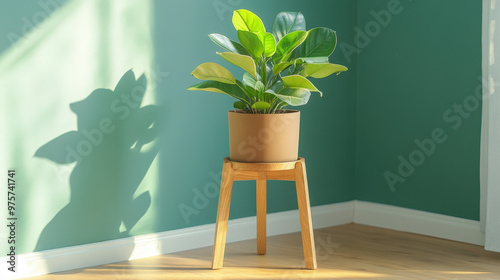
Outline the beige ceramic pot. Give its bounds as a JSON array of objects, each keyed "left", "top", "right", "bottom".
[{"left": 228, "top": 110, "right": 300, "bottom": 163}]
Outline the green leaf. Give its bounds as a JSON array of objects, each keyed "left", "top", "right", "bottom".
[
  {"left": 255, "top": 81, "right": 265, "bottom": 93},
  {"left": 281, "top": 75, "right": 321, "bottom": 95},
  {"left": 233, "top": 101, "right": 246, "bottom": 110},
  {"left": 242, "top": 72, "right": 257, "bottom": 87},
  {"left": 191, "top": 62, "right": 236, "bottom": 84},
  {"left": 241, "top": 74, "right": 258, "bottom": 97},
  {"left": 218, "top": 52, "right": 257, "bottom": 78},
  {"left": 271, "top": 80, "right": 284, "bottom": 93},
  {"left": 272, "top": 12, "right": 306, "bottom": 42},
  {"left": 266, "top": 63, "right": 274, "bottom": 80},
  {"left": 271, "top": 87, "right": 311, "bottom": 106},
  {"left": 208, "top": 33, "right": 249, "bottom": 55},
  {"left": 272, "top": 62, "right": 293, "bottom": 75},
  {"left": 300, "top": 63, "right": 348, "bottom": 78},
  {"left": 273, "top": 30, "right": 308, "bottom": 63},
  {"left": 252, "top": 101, "right": 271, "bottom": 110},
  {"left": 240, "top": 75, "right": 257, "bottom": 96},
  {"left": 187, "top": 80, "right": 249, "bottom": 102},
  {"left": 300, "top": 27, "right": 337, "bottom": 58},
  {"left": 237, "top": 30, "right": 264, "bottom": 59},
  {"left": 232, "top": 9, "right": 266, "bottom": 33},
  {"left": 264, "top": 32, "right": 277, "bottom": 57},
  {"left": 244, "top": 85, "right": 257, "bottom": 97}
]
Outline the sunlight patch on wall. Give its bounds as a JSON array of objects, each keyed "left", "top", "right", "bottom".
[{"left": 0, "top": 0, "right": 156, "bottom": 254}]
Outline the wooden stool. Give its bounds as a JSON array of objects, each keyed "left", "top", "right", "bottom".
[{"left": 212, "top": 157, "right": 317, "bottom": 270}]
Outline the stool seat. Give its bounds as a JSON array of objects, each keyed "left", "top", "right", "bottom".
[{"left": 212, "top": 157, "right": 317, "bottom": 270}]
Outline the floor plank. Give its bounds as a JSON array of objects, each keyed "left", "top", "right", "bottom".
[{"left": 28, "top": 224, "right": 500, "bottom": 279}]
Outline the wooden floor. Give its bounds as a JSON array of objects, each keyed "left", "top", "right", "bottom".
[{"left": 29, "top": 224, "right": 500, "bottom": 279}]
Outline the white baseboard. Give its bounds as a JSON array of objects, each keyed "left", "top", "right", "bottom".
[
  {"left": 3, "top": 201, "right": 354, "bottom": 279},
  {"left": 353, "top": 200, "right": 485, "bottom": 246},
  {"left": 4, "top": 200, "right": 485, "bottom": 279}
]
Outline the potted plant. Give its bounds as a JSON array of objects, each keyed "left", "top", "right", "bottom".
[{"left": 188, "top": 9, "right": 347, "bottom": 162}]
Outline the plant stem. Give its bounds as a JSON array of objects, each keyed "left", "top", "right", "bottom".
[{"left": 260, "top": 57, "right": 267, "bottom": 88}]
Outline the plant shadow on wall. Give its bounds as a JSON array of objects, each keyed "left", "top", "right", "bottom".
[{"left": 33, "top": 70, "right": 160, "bottom": 251}]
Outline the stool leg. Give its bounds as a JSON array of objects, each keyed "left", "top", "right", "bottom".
[
  {"left": 295, "top": 160, "right": 317, "bottom": 269},
  {"left": 212, "top": 161, "right": 234, "bottom": 269},
  {"left": 256, "top": 177, "right": 267, "bottom": 255}
]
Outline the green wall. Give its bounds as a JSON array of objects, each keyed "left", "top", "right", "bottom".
[
  {"left": 0, "top": 0, "right": 483, "bottom": 256},
  {"left": 0, "top": 0, "right": 356, "bottom": 254},
  {"left": 355, "top": 0, "right": 482, "bottom": 220}
]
